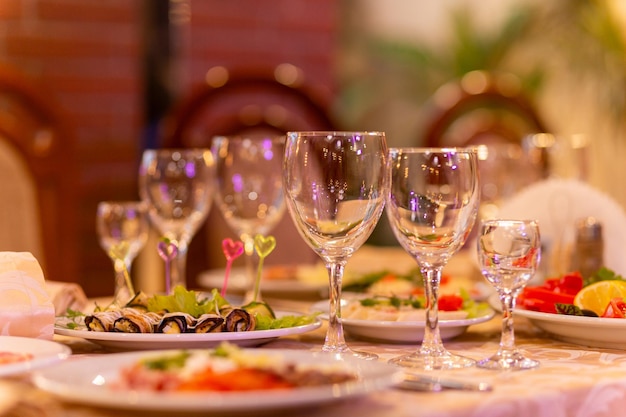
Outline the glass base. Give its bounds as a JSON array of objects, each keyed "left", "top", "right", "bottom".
[
  {"left": 321, "top": 345, "right": 378, "bottom": 361},
  {"left": 477, "top": 349, "right": 539, "bottom": 370},
  {"left": 389, "top": 350, "right": 475, "bottom": 370}
]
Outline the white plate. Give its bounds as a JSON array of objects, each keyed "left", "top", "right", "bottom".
[
  {"left": 487, "top": 294, "right": 626, "bottom": 349},
  {"left": 32, "top": 348, "right": 402, "bottom": 413},
  {"left": 0, "top": 336, "right": 71, "bottom": 377},
  {"left": 515, "top": 308, "right": 626, "bottom": 349},
  {"left": 311, "top": 300, "right": 495, "bottom": 343},
  {"left": 198, "top": 266, "right": 327, "bottom": 297},
  {"left": 54, "top": 311, "right": 321, "bottom": 351}
]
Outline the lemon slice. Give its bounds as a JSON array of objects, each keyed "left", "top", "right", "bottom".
[{"left": 573, "top": 280, "right": 626, "bottom": 316}]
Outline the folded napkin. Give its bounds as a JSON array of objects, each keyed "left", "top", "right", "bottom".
[
  {"left": 46, "top": 281, "right": 88, "bottom": 315},
  {"left": 0, "top": 252, "right": 55, "bottom": 339},
  {"left": 497, "top": 178, "right": 626, "bottom": 277}
]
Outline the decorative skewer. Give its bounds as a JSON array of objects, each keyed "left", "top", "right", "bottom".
[
  {"left": 107, "top": 243, "right": 135, "bottom": 302},
  {"left": 221, "top": 238, "right": 244, "bottom": 297},
  {"left": 253, "top": 234, "right": 276, "bottom": 302}
]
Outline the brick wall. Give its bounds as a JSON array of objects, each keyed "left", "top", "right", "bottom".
[{"left": 0, "top": 0, "right": 337, "bottom": 296}]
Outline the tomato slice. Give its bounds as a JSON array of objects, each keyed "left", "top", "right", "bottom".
[
  {"left": 520, "top": 287, "right": 575, "bottom": 305},
  {"left": 602, "top": 298, "right": 626, "bottom": 318},
  {"left": 438, "top": 294, "right": 463, "bottom": 311},
  {"left": 518, "top": 296, "right": 558, "bottom": 313},
  {"left": 542, "top": 272, "right": 583, "bottom": 295}
]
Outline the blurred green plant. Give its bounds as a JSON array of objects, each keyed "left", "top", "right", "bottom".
[{"left": 334, "top": 0, "right": 626, "bottom": 143}]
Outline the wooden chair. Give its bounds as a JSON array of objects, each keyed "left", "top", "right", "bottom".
[
  {"left": 419, "top": 71, "right": 551, "bottom": 209},
  {"left": 0, "top": 63, "right": 79, "bottom": 284},
  {"left": 420, "top": 71, "right": 548, "bottom": 148},
  {"left": 157, "top": 64, "right": 337, "bottom": 288},
  {"left": 161, "top": 64, "right": 335, "bottom": 147}
]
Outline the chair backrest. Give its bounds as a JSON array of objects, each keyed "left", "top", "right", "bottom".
[
  {"left": 0, "top": 63, "right": 78, "bottom": 282},
  {"left": 420, "top": 71, "right": 548, "bottom": 147},
  {"left": 161, "top": 64, "right": 336, "bottom": 148},
  {"left": 157, "top": 64, "right": 336, "bottom": 285}
]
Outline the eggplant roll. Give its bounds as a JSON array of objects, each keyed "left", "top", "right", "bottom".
[
  {"left": 157, "top": 312, "right": 196, "bottom": 334},
  {"left": 193, "top": 314, "right": 224, "bottom": 333},
  {"left": 113, "top": 311, "right": 161, "bottom": 333},
  {"left": 224, "top": 308, "right": 256, "bottom": 332},
  {"left": 85, "top": 310, "right": 124, "bottom": 332},
  {"left": 124, "top": 291, "right": 151, "bottom": 311}
]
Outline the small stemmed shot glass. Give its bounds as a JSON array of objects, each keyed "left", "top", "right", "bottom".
[
  {"left": 96, "top": 201, "right": 149, "bottom": 304},
  {"left": 477, "top": 219, "right": 541, "bottom": 370}
]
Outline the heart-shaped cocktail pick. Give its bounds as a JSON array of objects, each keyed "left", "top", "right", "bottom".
[
  {"left": 221, "top": 238, "right": 244, "bottom": 297},
  {"left": 107, "top": 242, "right": 135, "bottom": 299},
  {"left": 157, "top": 238, "right": 179, "bottom": 294},
  {"left": 252, "top": 234, "right": 276, "bottom": 302}
]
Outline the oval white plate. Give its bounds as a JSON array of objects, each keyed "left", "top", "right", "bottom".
[
  {"left": 0, "top": 336, "right": 71, "bottom": 377},
  {"left": 55, "top": 312, "right": 321, "bottom": 351},
  {"left": 32, "top": 348, "right": 402, "bottom": 413},
  {"left": 311, "top": 300, "right": 495, "bottom": 343},
  {"left": 198, "top": 266, "right": 327, "bottom": 297},
  {"left": 516, "top": 308, "right": 626, "bottom": 349},
  {"left": 488, "top": 294, "right": 626, "bottom": 349}
]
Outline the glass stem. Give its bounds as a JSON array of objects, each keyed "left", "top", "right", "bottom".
[
  {"left": 420, "top": 266, "right": 445, "bottom": 355},
  {"left": 499, "top": 292, "right": 517, "bottom": 352},
  {"left": 171, "top": 239, "right": 188, "bottom": 289},
  {"left": 323, "top": 260, "right": 349, "bottom": 353}
]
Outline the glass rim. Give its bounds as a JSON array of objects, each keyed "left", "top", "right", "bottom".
[
  {"left": 388, "top": 147, "right": 477, "bottom": 153},
  {"left": 212, "top": 135, "right": 285, "bottom": 142},
  {"left": 141, "top": 148, "right": 211, "bottom": 153},
  {"left": 287, "top": 131, "right": 385, "bottom": 136},
  {"left": 480, "top": 219, "right": 539, "bottom": 226}
]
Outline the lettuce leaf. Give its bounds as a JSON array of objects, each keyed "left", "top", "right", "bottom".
[
  {"left": 254, "top": 313, "right": 320, "bottom": 330},
  {"left": 146, "top": 286, "right": 229, "bottom": 317}
]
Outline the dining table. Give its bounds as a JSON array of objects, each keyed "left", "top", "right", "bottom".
[{"left": 2, "top": 290, "right": 626, "bottom": 417}]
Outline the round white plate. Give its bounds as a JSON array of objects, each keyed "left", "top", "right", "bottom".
[
  {"left": 54, "top": 312, "right": 321, "bottom": 351},
  {"left": 311, "top": 300, "right": 495, "bottom": 343},
  {"left": 32, "top": 348, "right": 402, "bottom": 413},
  {"left": 0, "top": 336, "right": 71, "bottom": 377},
  {"left": 198, "top": 266, "right": 327, "bottom": 297}
]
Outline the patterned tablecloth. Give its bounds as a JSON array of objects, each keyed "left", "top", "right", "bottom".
[{"left": 2, "top": 308, "right": 626, "bottom": 417}]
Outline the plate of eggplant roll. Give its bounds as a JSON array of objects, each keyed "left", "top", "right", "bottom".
[{"left": 54, "top": 287, "right": 321, "bottom": 350}]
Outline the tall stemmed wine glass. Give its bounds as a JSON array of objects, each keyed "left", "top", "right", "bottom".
[
  {"left": 283, "top": 131, "right": 388, "bottom": 359},
  {"left": 212, "top": 135, "right": 286, "bottom": 301},
  {"left": 386, "top": 148, "right": 480, "bottom": 370},
  {"left": 96, "top": 201, "right": 149, "bottom": 304},
  {"left": 477, "top": 219, "right": 541, "bottom": 370},
  {"left": 139, "top": 149, "right": 215, "bottom": 291}
]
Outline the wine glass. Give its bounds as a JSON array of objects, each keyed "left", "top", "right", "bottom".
[
  {"left": 96, "top": 201, "right": 149, "bottom": 304},
  {"left": 212, "top": 135, "right": 286, "bottom": 301},
  {"left": 138, "top": 149, "right": 215, "bottom": 291},
  {"left": 386, "top": 148, "right": 480, "bottom": 370},
  {"left": 477, "top": 219, "right": 541, "bottom": 370},
  {"left": 283, "top": 131, "right": 388, "bottom": 359}
]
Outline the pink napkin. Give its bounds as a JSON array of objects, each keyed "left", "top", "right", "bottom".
[{"left": 0, "top": 252, "right": 55, "bottom": 339}]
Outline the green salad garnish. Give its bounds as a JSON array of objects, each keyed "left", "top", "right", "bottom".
[{"left": 146, "top": 286, "right": 229, "bottom": 317}]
